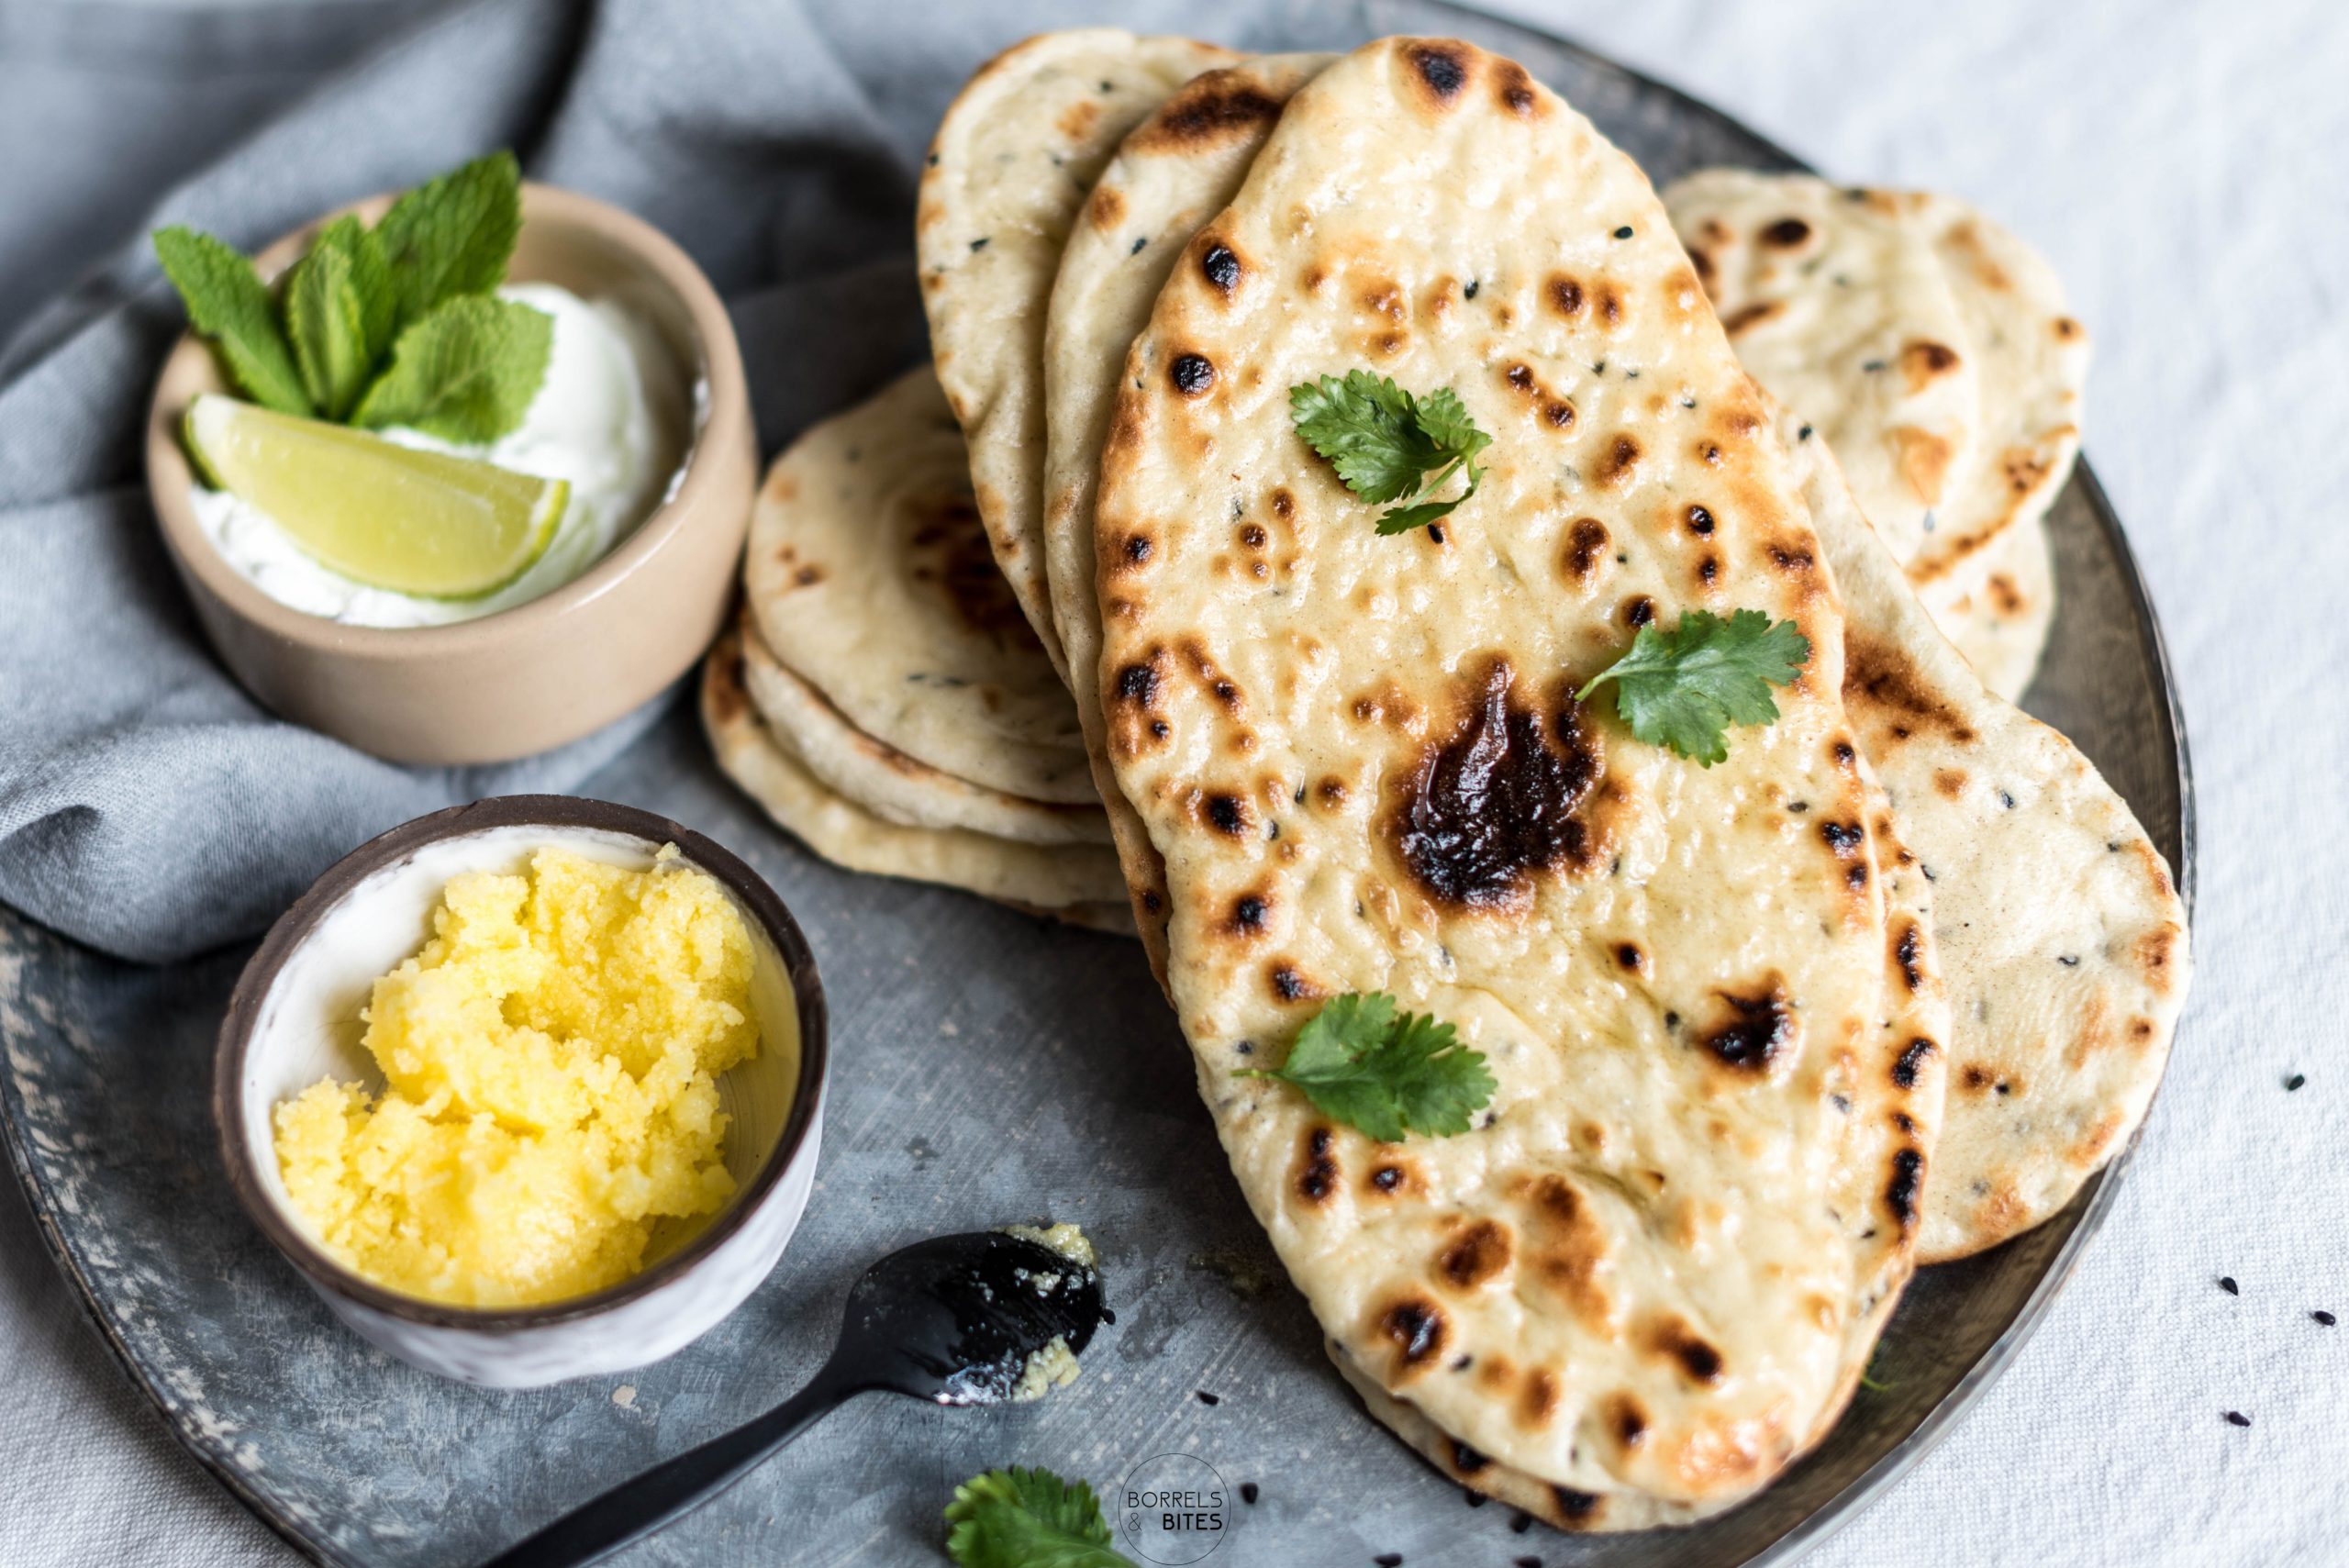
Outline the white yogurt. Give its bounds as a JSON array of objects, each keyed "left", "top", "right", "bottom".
[{"left": 191, "top": 282, "right": 689, "bottom": 628}]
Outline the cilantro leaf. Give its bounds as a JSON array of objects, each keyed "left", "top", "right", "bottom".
[
  {"left": 1240, "top": 993, "right": 1496, "bottom": 1142},
  {"left": 351, "top": 295, "right": 551, "bottom": 443},
  {"left": 284, "top": 217, "right": 388, "bottom": 421},
  {"left": 152, "top": 227, "right": 311, "bottom": 416},
  {"left": 374, "top": 150, "right": 523, "bottom": 334},
  {"left": 945, "top": 1468, "right": 1132, "bottom": 1568},
  {"left": 1575, "top": 608, "right": 1811, "bottom": 766},
  {"left": 1289, "top": 370, "right": 1491, "bottom": 533}
]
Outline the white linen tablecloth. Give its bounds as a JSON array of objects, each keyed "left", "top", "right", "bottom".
[{"left": 3, "top": 0, "right": 2343, "bottom": 1562}]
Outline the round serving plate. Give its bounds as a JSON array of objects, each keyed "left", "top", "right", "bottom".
[{"left": 0, "top": 4, "right": 2192, "bottom": 1565}]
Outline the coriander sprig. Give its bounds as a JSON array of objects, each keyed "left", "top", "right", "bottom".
[
  {"left": 1575, "top": 607, "right": 1811, "bottom": 766},
  {"left": 1289, "top": 370, "right": 1492, "bottom": 534},
  {"left": 1239, "top": 992, "right": 1496, "bottom": 1142},
  {"left": 945, "top": 1467, "right": 1133, "bottom": 1568},
  {"left": 155, "top": 151, "right": 551, "bottom": 446}
]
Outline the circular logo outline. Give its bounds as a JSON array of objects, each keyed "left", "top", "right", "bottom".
[{"left": 1117, "top": 1451, "right": 1231, "bottom": 1564}]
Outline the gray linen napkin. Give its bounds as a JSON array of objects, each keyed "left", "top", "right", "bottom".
[{"left": 0, "top": 0, "right": 1249, "bottom": 962}]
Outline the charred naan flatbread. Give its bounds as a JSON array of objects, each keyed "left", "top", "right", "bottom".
[
  {"left": 1087, "top": 38, "right": 1932, "bottom": 1518},
  {"left": 918, "top": 28, "right": 1238, "bottom": 677}
]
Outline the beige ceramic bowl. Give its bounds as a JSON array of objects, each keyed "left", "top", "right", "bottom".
[{"left": 146, "top": 183, "right": 754, "bottom": 766}]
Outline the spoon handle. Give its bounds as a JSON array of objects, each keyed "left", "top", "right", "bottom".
[{"left": 479, "top": 1365, "right": 859, "bottom": 1568}]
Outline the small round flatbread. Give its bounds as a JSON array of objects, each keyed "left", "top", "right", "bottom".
[
  {"left": 742, "top": 366, "right": 1096, "bottom": 804},
  {"left": 918, "top": 28, "right": 1240, "bottom": 677},
  {"left": 1665, "top": 169, "right": 1979, "bottom": 569},
  {"left": 736, "top": 612, "right": 1110, "bottom": 847},
  {"left": 703, "top": 631, "right": 1127, "bottom": 916},
  {"left": 1920, "top": 513, "right": 2055, "bottom": 704}
]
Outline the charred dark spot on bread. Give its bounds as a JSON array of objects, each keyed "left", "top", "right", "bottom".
[
  {"left": 1616, "top": 940, "right": 1647, "bottom": 974},
  {"left": 1296, "top": 1126, "right": 1339, "bottom": 1205},
  {"left": 1553, "top": 1487, "right": 1604, "bottom": 1527},
  {"left": 1495, "top": 59, "right": 1540, "bottom": 115},
  {"left": 1367, "top": 1162, "right": 1410, "bottom": 1195},
  {"left": 1820, "top": 820, "right": 1865, "bottom": 857},
  {"left": 1595, "top": 433, "right": 1642, "bottom": 488},
  {"left": 1720, "top": 300, "right": 1783, "bottom": 336},
  {"left": 1696, "top": 552, "right": 1720, "bottom": 586},
  {"left": 1377, "top": 1296, "right": 1450, "bottom": 1375},
  {"left": 1239, "top": 523, "right": 1267, "bottom": 550},
  {"left": 1547, "top": 274, "right": 1586, "bottom": 318},
  {"left": 1269, "top": 487, "right": 1295, "bottom": 521},
  {"left": 1407, "top": 41, "right": 1470, "bottom": 102},
  {"left": 1451, "top": 1439, "right": 1490, "bottom": 1474},
  {"left": 1608, "top": 1392, "right": 1651, "bottom": 1449},
  {"left": 1761, "top": 217, "right": 1812, "bottom": 248},
  {"left": 1270, "top": 962, "right": 1315, "bottom": 1002},
  {"left": 1889, "top": 925, "right": 1926, "bottom": 995},
  {"left": 1170, "top": 352, "right": 1216, "bottom": 396},
  {"left": 2054, "top": 315, "right": 2086, "bottom": 340},
  {"left": 1621, "top": 595, "right": 1655, "bottom": 628},
  {"left": 1563, "top": 518, "right": 1609, "bottom": 584},
  {"left": 1226, "top": 892, "right": 1270, "bottom": 936},
  {"left": 1686, "top": 504, "right": 1716, "bottom": 537},
  {"left": 1892, "top": 1037, "right": 1937, "bottom": 1090},
  {"left": 1701, "top": 984, "right": 1792, "bottom": 1072},
  {"left": 1643, "top": 1314, "right": 1725, "bottom": 1385},
  {"left": 1845, "top": 630, "right": 1979, "bottom": 745},
  {"left": 1887, "top": 1147, "right": 1924, "bottom": 1229},
  {"left": 1593, "top": 280, "right": 1626, "bottom": 328},
  {"left": 1205, "top": 794, "right": 1249, "bottom": 836},
  {"left": 1519, "top": 1367, "right": 1562, "bottom": 1429},
  {"left": 1900, "top": 339, "right": 1961, "bottom": 390},
  {"left": 1201, "top": 240, "right": 1242, "bottom": 295},
  {"left": 1438, "top": 1218, "right": 1515, "bottom": 1290},
  {"left": 1390, "top": 660, "right": 1604, "bottom": 913},
  {"left": 1135, "top": 77, "right": 1287, "bottom": 152},
  {"left": 705, "top": 636, "right": 750, "bottom": 725},
  {"left": 1116, "top": 656, "right": 1163, "bottom": 706}
]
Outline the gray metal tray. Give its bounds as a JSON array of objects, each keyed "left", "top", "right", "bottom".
[{"left": 0, "top": 5, "right": 2193, "bottom": 1564}]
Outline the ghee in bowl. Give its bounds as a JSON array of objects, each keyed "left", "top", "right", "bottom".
[
  {"left": 216, "top": 799, "right": 825, "bottom": 1385},
  {"left": 273, "top": 845, "right": 757, "bottom": 1308}
]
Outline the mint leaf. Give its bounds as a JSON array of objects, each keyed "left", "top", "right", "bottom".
[
  {"left": 284, "top": 220, "right": 381, "bottom": 420},
  {"left": 1240, "top": 993, "right": 1495, "bottom": 1142},
  {"left": 374, "top": 150, "right": 522, "bottom": 333},
  {"left": 351, "top": 295, "right": 551, "bottom": 443},
  {"left": 153, "top": 227, "right": 311, "bottom": 416},
  {"left": 1290, "top": 370, "right": 1491, "bottom": 534},
  {"left": 1575, "top": 608, "right": 1811, "bottom": 766},
  {"left": 944, "top": 1468, "right": 1131, "bottom": 1568}
]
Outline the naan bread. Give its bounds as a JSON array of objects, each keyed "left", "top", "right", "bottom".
[
  {"left": 1664, "top": 169, "right": 1978, "bottom": 568},
  {"left": 1041, "top": 55, "right": 1332, "bottom": 971},
  {"left": 736, "top": 612, "right": 1110, "bottom": 847},
  {"left": 742, "top": 366, "right": 1095, "bottom": 804},
  {"left": 918, "top": 28, "right": 1239, "bottom": 677},
  {"left": 1788, "top": 419, "right": 2188, "bottom": 1260},
  {"left": 1664, "top": 173, "right": 2088, "bottom": 606},
  {"left": 1089, "top": 38, "right": 1932, "bottom": 1515},
  {"left": 703, "top": 630, "right": 1128, "bottom": 916},
  {"left": 1922, "top": 514, "right": 2054, "bottom": 703}
]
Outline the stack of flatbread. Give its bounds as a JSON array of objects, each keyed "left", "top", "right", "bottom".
[{"left": 703, "top": 30, "right": 2192, "bottom": 1532}]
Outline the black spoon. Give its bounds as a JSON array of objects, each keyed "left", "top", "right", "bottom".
[{"left": 482, "top": 1229, "right": 1109, "bottom": 1568}]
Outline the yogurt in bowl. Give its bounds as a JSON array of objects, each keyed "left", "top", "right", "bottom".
[{"left": 192, "top": 282, "right": 690, "bottom": 628}]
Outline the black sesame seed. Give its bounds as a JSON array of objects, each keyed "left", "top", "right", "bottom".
[
  {"left": 2314, "top": 1311, "right": 2337, "bottom": 1327},
  {"left": 1999, "top": 790, "right": 2017, "bottom": 809},
  {"left": 1464, "top": 279, "right": 1480, "bottom": 299},
  {"left": 970, "top": 237, "right": 989, "bottom": 251},
  {"left": 1197, "top": 1389, "right": 1219, "bottom": 1406},
  {"left": 1427, "top": 523, "right": 1446, "bottom": 544},
  {"left": 1130, "top": 236, "right": 1147, "bottom": 255},
  {"left": 2059, "top": 955, "right": 2080, "bottom": 966},
  {"left": 1234, "top": 1040, "right": 1253, "bottom": 1055},
  {"left": 1861, "top": 359, "right": 1887, "bottom": 373},
  {"left": 2223, "top": 1410, "right": 2251, "bottom": 1428},
  {"left": 1452, "top": 1353, "right": 1472, "bottom": 1370},
  {"left": 1613, "top": 225, "right": 1634, "bottom": 239},
  {"left": 1798, "top": 423, "right": 1814, "bottom": 440},
  {"left": 1240, "top": 1482, "right": 1260, "bottom": 1504},
  {"left": 2286, "top": 1073, "right": 2307, "bottom": 1091},
  {"left": 2219, "top": 1276, "right": 2239, "bottom": 1296}
]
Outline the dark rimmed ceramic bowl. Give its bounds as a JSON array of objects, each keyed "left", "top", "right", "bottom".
[{"left": 213, "top": 795, "right": 828, "bottom": 1387}]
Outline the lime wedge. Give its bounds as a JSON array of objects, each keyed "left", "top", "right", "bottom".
[{"left": 184, "top": 394, "right": 568, "bottom": 600}]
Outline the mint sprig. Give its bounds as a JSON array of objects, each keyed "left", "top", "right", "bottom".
[
  {"left": 1289, "top": 371, "right": 1492, "bottom": 534},
  {"left": 1239, "top": 992, "right": 1496, "bottom": 1142},
  {"left": 1575, "top": 608, "right": 1811, "bottom": 766},
  {"left": 155, "top": 150, "right": 546, "bottom": 445},
  {"left": 945, "top": 1467, "right": 1133, "bottom": 1568}
]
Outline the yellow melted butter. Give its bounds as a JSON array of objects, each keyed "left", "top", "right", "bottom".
[{"left": 273, "top": 845, "right": 763, "bottom": 1307}]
